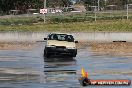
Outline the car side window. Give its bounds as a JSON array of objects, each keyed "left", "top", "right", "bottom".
[{"left": 48, "top": 34, "right": 52, "bottom": 40}]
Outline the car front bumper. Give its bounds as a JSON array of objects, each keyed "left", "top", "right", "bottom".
[{"left": 45, "top": 47, "right": 77, "bottom": 56}]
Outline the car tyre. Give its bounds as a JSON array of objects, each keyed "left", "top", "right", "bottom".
[
  {"left": 72, "top": 52, "right": 77, "bottom": 57},
  {"left": 44, "top": 49, "right": 50, "bottom": 58}
]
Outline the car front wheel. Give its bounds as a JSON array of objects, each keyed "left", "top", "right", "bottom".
[{"left": 44, "top": 49, "right": 50, "bottom": 58}]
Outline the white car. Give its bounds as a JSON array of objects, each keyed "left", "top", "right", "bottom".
[{"left": 44, "top": 33, "right": 78, "bottom": 58}]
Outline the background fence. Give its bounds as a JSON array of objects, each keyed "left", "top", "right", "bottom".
[{"left": 0, "top": 8, "right": 132, "bottom": 24}]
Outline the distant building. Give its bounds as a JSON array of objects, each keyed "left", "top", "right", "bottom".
[
  {"left": 48, "top": 8, "right": 63, "bottom": 13},
  {"left": 71, "top": 4, "right": 86, "bottom": 12}
]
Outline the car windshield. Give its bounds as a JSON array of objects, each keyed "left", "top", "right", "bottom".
[{"left": 48, "top": 34, "right": 74, "bottom": 42}]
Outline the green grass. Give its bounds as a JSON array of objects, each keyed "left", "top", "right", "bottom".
[
  {"left": 0, "top": 19, "right": 132, "bottom": 32},
  {"left": 0, "top": 12, "right": 132, "bottom": 32},
  {"left": 0, "top": 17, "right": 42, "bottom": 25}
]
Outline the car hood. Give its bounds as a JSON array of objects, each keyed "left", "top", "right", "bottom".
[{"left": 47, "top": 40, "right": 76, "bottom": 48}]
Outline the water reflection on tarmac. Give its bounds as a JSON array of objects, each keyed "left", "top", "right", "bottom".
[
  {"left": 44, "top": 57, "right": 78, "bottom": 87},
  {"left": 0, "top": 42, "right": 131, "bottom": 88}
]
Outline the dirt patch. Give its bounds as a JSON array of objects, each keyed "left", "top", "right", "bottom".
[
  {"left": 91, "top": 42, "right": 132, "bottom": 55},
  {"left": 76, "top": 41, "right": 90, "bottom": 49},
  {"left": 77, "top": 41, "right": 132, "bottom": 56},
  {"left": 0, "top": 42, "right": 37, "bottom": 50}
]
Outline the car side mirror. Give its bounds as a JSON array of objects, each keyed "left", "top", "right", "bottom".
[
  {"left": 75, "top": 41, "right": 78, "bottom": 43},
  {"left": 44, "top": 38, "right": 47, "bottom": 40}
]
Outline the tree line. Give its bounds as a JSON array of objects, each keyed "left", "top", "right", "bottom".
[
  {"left": 0, "top": 0, "right": 43, "bottom": 14},
  {"left": 0, "top": 0, "right": 132, "bottom": 14},
  {"left": 0, "top": 0, "right": 71, "bottom": 14},
  {"left": 81, "top": 0, "right": 132, "bottom": 10}
]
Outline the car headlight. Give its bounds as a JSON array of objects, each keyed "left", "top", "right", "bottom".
[{"left": 67, "top": 47, "right": 76, "bottom": 49}]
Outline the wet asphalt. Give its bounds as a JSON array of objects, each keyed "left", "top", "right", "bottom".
[{"left": 0, "top": 42, "right": 131, "bottom": 88}]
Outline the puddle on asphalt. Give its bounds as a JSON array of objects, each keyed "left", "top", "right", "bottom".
[{"left": 0, "top": 42, "right": 131, "bottom": 88}]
